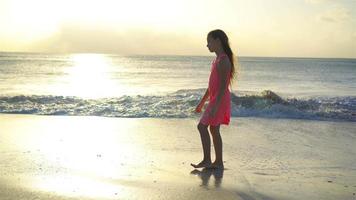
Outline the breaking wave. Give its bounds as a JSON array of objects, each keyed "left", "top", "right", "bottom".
[{"left": 0, "top": 89, "right": 355, "bottom": 121}]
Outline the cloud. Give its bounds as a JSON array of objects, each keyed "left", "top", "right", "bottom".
[
  {"left": 305, "top": 0, "right": 353, "bottom": 23},
  {"left": 29, "top": 24, "right": 206, "bottom": 55},
  {"left": 304, "top": 0, "right": 330, "bottom": 4},
  {"left": 317, "top": 7, "right": 351, "bottom": 22}
]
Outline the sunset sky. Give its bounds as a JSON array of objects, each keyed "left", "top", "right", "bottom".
[{"left": 0, "top": 0, "right": 355, "bottom": 58}]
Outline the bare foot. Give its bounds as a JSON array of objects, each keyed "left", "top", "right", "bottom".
[
  {"left": 205, "top": 162, "right": 224, "bottom": 169},
  {"left": 191, "top": 160, "right": 212, "bottom": 168}
]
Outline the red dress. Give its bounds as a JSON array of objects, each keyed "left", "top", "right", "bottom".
[{"left": 200, "top": 54, "right": 231, "bottom": 126}]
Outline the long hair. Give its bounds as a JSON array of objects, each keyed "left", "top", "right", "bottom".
[{"left": 208, "top": 29, "right": 236, "bottom": 86}]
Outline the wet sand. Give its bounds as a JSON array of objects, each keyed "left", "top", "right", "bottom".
[{"left": 0, "top": 114, "right": 355, "bottom": 200}]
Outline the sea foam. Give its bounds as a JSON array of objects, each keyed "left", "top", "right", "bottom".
[{"left": 0, "top": 89, "right": 355, "bottom": 121}]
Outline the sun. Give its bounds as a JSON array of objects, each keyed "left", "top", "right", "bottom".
[{"left": 65, "top": 54, "right": 117, "bottom": 98}]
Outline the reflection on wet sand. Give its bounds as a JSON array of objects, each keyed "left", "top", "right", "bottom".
[{"left": 190, "top": 168, "right": 224, "bottom": 188}]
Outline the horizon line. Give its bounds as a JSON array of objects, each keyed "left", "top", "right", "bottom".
[{"left": 1, "top": 50, "right": 355, "bottom": 60}]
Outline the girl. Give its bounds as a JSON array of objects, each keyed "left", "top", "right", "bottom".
[{"left": 191, "top": 29, "right": 235, "bottom": 169}]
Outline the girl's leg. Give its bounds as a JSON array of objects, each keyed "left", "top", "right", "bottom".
[
  {"left": 209, "top": 125, "right": 224, "bottom": 168},
  {"left": 191, "top": 123, "right": 212, "bottom": 168}
]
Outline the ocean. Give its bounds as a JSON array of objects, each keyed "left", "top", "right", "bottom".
[{"left": 0, "top": 52, "right": 355, "bottom": 121}]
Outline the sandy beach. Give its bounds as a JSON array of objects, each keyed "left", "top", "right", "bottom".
[{"left": 0, "top": 114, "right": 355, "bottom": 200}]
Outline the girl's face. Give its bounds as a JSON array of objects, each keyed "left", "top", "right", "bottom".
[{"left": 206, "top": 35, "right": 219, "bottom": 52}]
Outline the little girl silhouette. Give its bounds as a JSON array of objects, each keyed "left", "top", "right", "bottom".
[{"left": 191, "top": 29, "right": 236, "bottom": 169}]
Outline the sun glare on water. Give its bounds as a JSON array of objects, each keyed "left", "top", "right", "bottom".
[{"left": 64, "top": 54, "right": 119, "bottom": 98}]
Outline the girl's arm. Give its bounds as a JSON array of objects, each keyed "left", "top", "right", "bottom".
[
  {"left": 195, "top": 88, "right": 209, "bottom": 113},
  {"left": 210, "top": 57, "right": 231, "bottom": 116}
]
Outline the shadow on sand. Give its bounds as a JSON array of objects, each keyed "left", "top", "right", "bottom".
[
  {"left": 190, "top": 169, "right": 277, "bottom": 200},
  {"left": 190, "top": 168, "right": 224, "bottom": 188}
]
